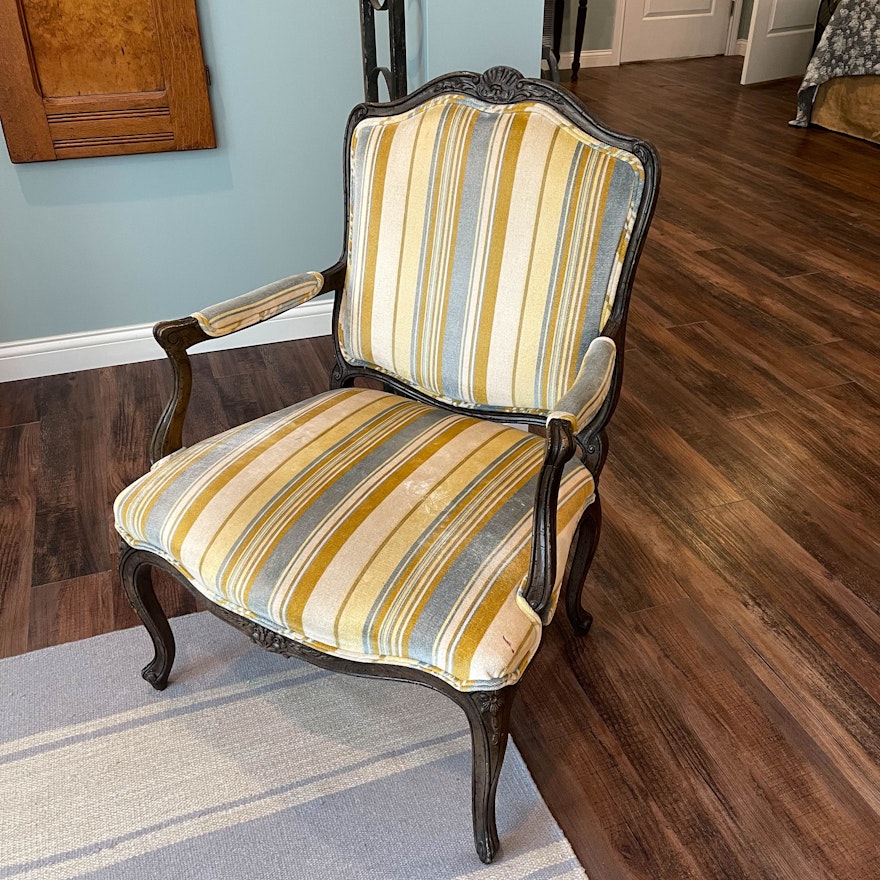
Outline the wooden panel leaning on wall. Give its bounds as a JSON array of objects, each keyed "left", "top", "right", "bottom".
[{"left": 0, "top": 0, "right": 214, "bottom": 162}]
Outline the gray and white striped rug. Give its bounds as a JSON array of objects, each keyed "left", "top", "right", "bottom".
[{"left": 1, "top": 611, "right": 586, "bottom": 879}]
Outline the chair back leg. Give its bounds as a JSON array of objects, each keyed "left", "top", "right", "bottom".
[{"left": 564, "top": 494, "right": 602, "bottom": 634}]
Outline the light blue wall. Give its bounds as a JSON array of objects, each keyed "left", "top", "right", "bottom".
[
  {"left": 0, "top": 0, "right": 541, "bottom": 344},
  {"left": 424, "top": 0, "right": 543, "bottom": 79},
  {"left": 0, "top": 2, "right": 361, "bottom": 344}
]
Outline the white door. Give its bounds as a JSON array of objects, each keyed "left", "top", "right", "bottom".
[
  {"left": 741, "top": 0, "right": 818, "bottom": 84},
  {"left": 621, "top": 0, "right": 733, "bottom": 63}
]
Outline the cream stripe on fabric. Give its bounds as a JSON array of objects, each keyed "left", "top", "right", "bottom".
[
  {"left": 341, "top": 94, "right": 644, "bottom": 416},
  {"left": 192, "top": 272, "right": 323, "bottom": 337},
  {"left": 114, "top": 388, "right": 594, "bottom": 692},
  {"left": 487, "top": 118, "right": 557, "bottom": 405}
]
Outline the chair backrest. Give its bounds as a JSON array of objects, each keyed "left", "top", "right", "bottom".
[{"left": 337, "top": 68, "right": 658, "bottom": 421}]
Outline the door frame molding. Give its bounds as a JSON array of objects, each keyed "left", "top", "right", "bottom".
[{"left": 726, "top": 0, "right": 745, "bottom": 56}]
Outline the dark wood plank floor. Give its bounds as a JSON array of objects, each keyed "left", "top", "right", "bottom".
[{"left": 2, "top": 57, "right": 878, "bottom": 879}]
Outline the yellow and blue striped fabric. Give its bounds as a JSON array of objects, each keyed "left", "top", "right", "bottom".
[
  {"left": 193, "top": 272, "right": 324, "bottom": 338},
  {"left": 114, "top": 388, "right": 594, "bottom": 691},
  {"left": 340, "top": 94, "right": 644, "bottom": 416},
  {"left": 547, "top": 336, "right": 616, "bottom": 432}
]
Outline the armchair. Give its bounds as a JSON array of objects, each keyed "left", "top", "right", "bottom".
[{"left": 114, "top": 66, "right": 659, "bottom": 863}]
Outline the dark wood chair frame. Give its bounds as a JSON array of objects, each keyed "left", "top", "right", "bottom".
[{"left": 118, "top": 67, "right": 659, "bottom": 864}]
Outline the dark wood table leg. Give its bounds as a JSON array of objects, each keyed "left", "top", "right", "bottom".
[
  {"left": 552, "top": 0, "right": 565, "bottom": 60},
  {"left": 571, "top": 0, "right": 588, "bottom": 81}
]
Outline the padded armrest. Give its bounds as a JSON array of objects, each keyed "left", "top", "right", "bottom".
[
  {"left": 546, "top": 336, "right": 616, "bottom": 433},
  {"left": 191, "top": 271, "right": 324, "bottom": 337}
]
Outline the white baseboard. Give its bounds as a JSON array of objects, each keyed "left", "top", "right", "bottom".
[
  {"left": 557, "top": 49, "right": 617, "bottom": 70},
  {"left": 0, "top": 297, "right": 334, "bottom": 383},
  {"left": 735, "top": 39, "right": 748, "bottom": 57}
]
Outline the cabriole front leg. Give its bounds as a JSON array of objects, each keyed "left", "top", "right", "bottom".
[
  {"left": 460, "top": 686, "right": 517, "bottom": 863},
  {"left": 118, "top": 541, "right": 176, "bottom": 690}
]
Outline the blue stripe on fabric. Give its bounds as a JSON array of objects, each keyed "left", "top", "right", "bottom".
[
  {"left": 582, "top": 160, "right": 639, "bottom": 344},
  {"left": 440, "top": 108, "right": 495, "bottom": 401},
  {"left": 359, "top": 435, "right": 539, "bottom": 657},
  {"left": 238, "top": 406, "right": 456, "bottom": 625},
  {"left": 403, "top": 454, "right": 537, "bottom": 660},
  {"left": 535, "top": 142, "right": 585, "bottom": 406},
  {"left": 409, "top": 103, "right": 455, "bottom": 386}
]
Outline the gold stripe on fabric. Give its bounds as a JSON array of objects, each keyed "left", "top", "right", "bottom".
[
  {"left": 411, "top": 103, "right": 455, "bottom": 387},
  {"left": 370, "top": 437, "right": 541, "bottom": 658},
  {"left": 265, "top": 407, "right": 462, "bottom": 624},
  {"left": 551, "top": 149, "right": 614, "bottom": 402},
  {"left": 451, "top": 553, "right": 532, "bottom": 684},
  {"left": 117, "top": 417, "right": 258, "bottom": 539},
  {"left": 539, "top": 146, "right": 592, "bottom": 403},
  {"left": 470, "top": 112, "right": 529, "bottom": 405},
  {"left": 367, "top": 112, "right": 424, "bottom": 371},
  {"left": 450, "top": 474, "right": 592, "bottom": 683},
  {"left": 160, "top": 417, "right": 308, "bottom": 562},
  {"left": 278, "top": 412, "right": 465, "bottom": 627},
  {"left": 281, "top": 416, "right": 476, "bottom": 635},
  {"left": 324, "top": 423, "right": 518, "bottom": 645},
  {"left": 321, "top": 421, "right": 523, "bottom": 650},
  {"left": 600, "top": 200, "right": 638, "bottom": 329},
  {"left": 483, "top": 114, "right": 554, "bottom": 406},
  {"left": 455, "top": 112, "right": 509, "bottom": 404},
  {"left": 420, "top": 105, "right": 479, "bottom": 393},
  {"left": 427, "top": 445, "right": 542, "bottom": 665},
  {"left": 513, "top": 131, "right": 578, "bottom": 405},
  {"left": 357, "top": 127, "right": 396, "bottom": 365},
  {"left": 171, "top": 393, "right": 367, "bottom": 581},
  {"left": 390, "top": 107, "right": 441, "bottom": 377},
  {"left": 218, "top": 397, "right": 426, "bottom": 610}
]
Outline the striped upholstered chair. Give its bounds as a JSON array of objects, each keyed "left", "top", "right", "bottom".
[{"left": 114, "top": 67, "right": 659, "bottom": 863}]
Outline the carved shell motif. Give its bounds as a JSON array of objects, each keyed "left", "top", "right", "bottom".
[
  {"left": 250, "top": 623, "right": 287, "bottom": 654},
  {"left": 475, "top": 67, "right": 524, "bottom": 102},
  {"left": 247, "top": 621, "right": 328, "bottom": 664}
]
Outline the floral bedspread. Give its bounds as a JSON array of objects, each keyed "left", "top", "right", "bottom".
[{"left": 791, "top": 0, "right": 880, "bottom": 127}]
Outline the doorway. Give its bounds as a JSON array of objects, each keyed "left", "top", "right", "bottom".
[{"left": 620, "top": 0, "right": 739, "bottom": 63}]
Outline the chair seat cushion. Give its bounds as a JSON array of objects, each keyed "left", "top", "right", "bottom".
[{"left": 115, "top": 388, "right": 594, "bottom": 691}]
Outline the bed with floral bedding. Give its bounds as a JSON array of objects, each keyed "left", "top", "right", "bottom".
[{"left": 791, "top": 0, "right": 880, "bottom": 144}]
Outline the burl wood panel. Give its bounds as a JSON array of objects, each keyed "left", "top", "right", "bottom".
[
  {"left": 0, "top": 0, "right": 214, "bottom": 161},
  {"left": 21, "top": 0, "right": 164, "bottom": 97}
]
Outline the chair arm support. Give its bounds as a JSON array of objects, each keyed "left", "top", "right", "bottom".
[
  {"left": 546, "top": 336, "right": 616, "bottom": 433},
  {"left": 148, "top": 264, "right": 346, "bottom": 465},
  {"left": 149, "top": 316, "right": 209, "bottom": 464},
  {"left": 191, "top": 271, "right": 324, "bottom": 337},
  {"left": 523, "top": 418, "right": 576, "bottom": 620}
]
